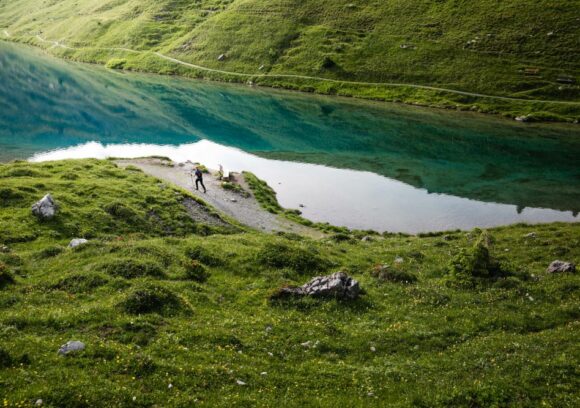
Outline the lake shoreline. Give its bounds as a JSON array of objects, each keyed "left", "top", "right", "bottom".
[{"left": 2, "top": 38, "right": 579, "bottom": 125}]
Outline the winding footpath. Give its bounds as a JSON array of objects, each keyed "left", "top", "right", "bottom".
[{"left": 4, "top": 31, "right": 577, "bottom": 106}]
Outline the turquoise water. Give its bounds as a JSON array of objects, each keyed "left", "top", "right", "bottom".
[{"left": 1, "top": 41, "right": 579, "bottom": 232}]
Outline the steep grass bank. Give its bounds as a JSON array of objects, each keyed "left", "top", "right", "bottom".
[
  {"left": 1, "top": 0, "right": 579, "bottom": 121},
  {"left": 0, "top": 159, "right": 578, "bottom": 406}
]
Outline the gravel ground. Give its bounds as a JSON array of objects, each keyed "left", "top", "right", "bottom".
[{"left": 116, "top": 158, "right": 323, "bottom": 237}]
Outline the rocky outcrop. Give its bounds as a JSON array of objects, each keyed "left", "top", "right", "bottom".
[
  {"left": 31, "top": 194, "right": 57, "bottom": 219},
  {"left": 272, "top": 272, "right": 360, "bottom": 300},
  {"left": 546, "top": 260, "right": 576, "bottom": 273}
]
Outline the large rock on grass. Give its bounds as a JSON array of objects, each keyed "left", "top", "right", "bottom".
[
  {"left": 272, "top": 272, "right": 360, "bottom": 300},
  {"left": 58, "top": 340, "right": 85, "bottom": 356},
  {"left": 32, "top": 194, "right": 58, "bottom": 219},
  {"left": 69, "top": 238, "right": 88, "bottom": 248},
  {"left": 546, "top": 260, "right": 576, "bottom": 273}
]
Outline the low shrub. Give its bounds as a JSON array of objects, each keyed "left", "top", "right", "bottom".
[
  {"left": 99, "top": 258, "right": 165, "bottom": 279},
  {"left": 371, "top": 264, "right": 418, "bottom": 284},
  {"left": 105, "top": 58, "right": 127, "bottom": 69},
  {"left": 0, "top": 262, "right": 15, "bottom": 289},
  {"left": 52, "top": 273, "right": 110, "bottom": 293},
  {"left": 119, "top": 284, "right": 184, "bottom": 315},
  {"left": 185, "top": 245, "right": 223, "bottom": 266},
  {"left": 184, "top": 260, "right": 210, "bottom": 283},
  {"left": 256, "top": 241, "right": 331, "bottom": 274},
  {"left": 447, "top": 231, "right": 515, "bottom": 287},
  {"left": 35, "top": 245, "right": 65, "bottom": 259},
  {"left": 103, "top": 202, "right": 138, "bottom": 220}
]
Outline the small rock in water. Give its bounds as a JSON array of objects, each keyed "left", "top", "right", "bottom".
[
  {"left": 68, "top": 238, "right": 88, "bottom": 248},
  {"left": 546, "top": 260, "right": 576, "bottom": 273},
  {"left": 58, "top": 340, "right": 85, "bottom": 356},
  {"left": 32, "top": 194, "right": 58, "bottom": 219}
]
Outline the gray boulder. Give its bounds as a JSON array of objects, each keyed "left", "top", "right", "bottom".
[
  {"left": 273, "top": 272, "right": 360, "bottom": 300},
  {"left": 69, "top": 238, "right": 88, "bottom": 248},
  {"left": 546, "top": 260, "right": 576, "bottom": 273},
  {"left": 58, "top": 340, "right": 85, "bottom": 356},
  {"left": 32, "top": 194, "right": 58, "bottom": 219}
]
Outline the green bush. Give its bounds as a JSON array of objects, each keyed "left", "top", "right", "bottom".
[
  {"left": 119, "top": 284, "right": 184, "bottom": 315},
  {"left": 447, "top": 231, "right": 511, "bottom": 286},
  {"left": 103, "top": 202, "right": 138, "bottom": 219},
  {"left": 52, "top": 273, "right": 110, "bottom": 293},
  {"left": 35, "top": 245, "right": 65, "bottom": 259},
  {"left": 105, "top": 58, "right": 127, "bottom": 69},
  {"left": 99, "top": 258, "right": 165, "bottom": 279},
  {"left": 256, "top": 241, "right": 331, "bottom": 274},
  {"left": 184, "top": 260, "right": 210, "bottom": 283},
  {"left": 371, "top": 264, "right": 417, "bottom": 284},
  {"left": 185, "top": 245, "right": 223, "bottom": 266},
  {"left": 0, "top": 262, "right": 15, "bottom": 289}
]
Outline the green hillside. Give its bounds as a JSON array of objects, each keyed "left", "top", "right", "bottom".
[
  {"left": 0, "top": 159, "right": 579, "bottom": 406},
  {"left": 1, "top": 0, "right": 579, "bottom": 121}
]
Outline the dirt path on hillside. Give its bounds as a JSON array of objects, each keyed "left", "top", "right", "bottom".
[{"left": 116, "top": 158, "right": 323, "bottom": 237}]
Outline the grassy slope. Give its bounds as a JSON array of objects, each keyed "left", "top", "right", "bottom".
[
  {"left": 0, "top": 0, "right": 579, "bottom": 121},
  {"left": 0, "top": 159, "right": 579, "bottom": 407}
]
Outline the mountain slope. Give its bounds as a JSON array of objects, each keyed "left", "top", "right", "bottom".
[{"left": 1, "top": 0, "right": 579, "bottom": 119}]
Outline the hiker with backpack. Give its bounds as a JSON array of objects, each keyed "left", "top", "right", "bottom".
[{"left": 193, "top": 166, "right": 207, "bottom": 193}]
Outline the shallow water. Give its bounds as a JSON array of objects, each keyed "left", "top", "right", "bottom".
[{"left": 1, "top": 41, "right": 579, "bottom": 232}]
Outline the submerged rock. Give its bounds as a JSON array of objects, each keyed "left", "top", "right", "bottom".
[
  {"left": 546, "top": 260, "right": 576, "bottom": 273},
  {"left": 69, "top": 238, "right": 88, "bottom": 248},
  {"left": 58, "top": 340, "right": 85, "bottom": 356},
  {"left": 32, "top": 194, "right": 58, "bottom": 219},
  {"left": 272, "top": 272, "right": 360, "bottom": 300}
]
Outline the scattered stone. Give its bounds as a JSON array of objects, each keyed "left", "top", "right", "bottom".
[
  {"left": 515, "top": 115, "right": 530, "bottom": 122},
  {"left": 168, "top": 383, "right": 173, "bottom": 389},
  {"left": 547, "top": 31, "right": 554, "bottom": 36},
  {"left": 271, "top": 272, "right": 360, "bottom": 300},
  {"left": 260, "top": 372, "right": 267, "bottom": 376},
  {"left": 58, "top": 340, "right": 85, "bottom": 356},
  {"left": 267, "top": 352, "right": 273, "bottom": 357},
  {"left": 301, "top": 340, "right": 319, "bottom": 349},
  {"left": 0, "top": 246, "right": 10, "bottom": 253},
  {"left": 68, "top": 238, "right": 88, "bottom": 248},
  {"left": 236, "top": 379, "right": 246, "bottom": 386},
  {"left": 230, "top": 198, "right": 238, "bottom": 203},
  {"left": 394, "top": 257, "right": 404, "bottom": 264},
  {"left": 524, "top": 232, "right": 537, "bottom": 239},
  {"left": 546, "top": 260, "right": 576, "bottom": 273},
  {"left": 370, "top": 346, "right": 376, "bottom": 352},
  {"left": 35, "top": 400, "right": 43, "bottom": 407},
  {"left": 217, "top": 54, "right": 226, "bottom": 61},
  {"left": 32, "top": 194, "right": 58, "bottom": 219},
  {"left": 258, "top": 65, "right": 265, "bottom": 70},
  {"left": 361, "top": 236, "right": 374, "bottom": 242},
  {"left": 265, "top": 325, "right": 273, "bottom": 332}
]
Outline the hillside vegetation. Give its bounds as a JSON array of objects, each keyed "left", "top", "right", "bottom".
[
  {"left": 0, "top": 159, "right": 579, "bottom": 406},
  {"left": 1, "top": 0, "right": 579, "bottom": 121}
]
